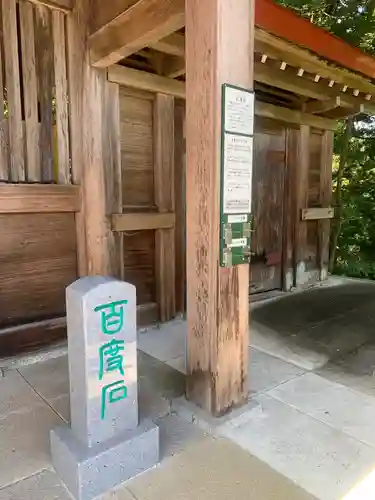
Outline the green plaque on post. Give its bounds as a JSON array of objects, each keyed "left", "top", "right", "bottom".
[{"left": 220, "top": 84, "right": 254, "bottom": 267}]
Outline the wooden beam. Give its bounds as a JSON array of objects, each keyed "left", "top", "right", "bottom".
[
  {"left": 255, "top": 62, "right": 372, "bottom": 113},
  {"left": 0, "top": 184, "right": 80, "bottom": 213},
  {"left": 66, "top": 0, "right": 87, "bottom": 276},
  {"left": 301, "top": 207, "right": 334, "bottom": 220},
  {"left": 255, "top": 29, "right": 375, "bottom": 97},
  {"left": 2, "top": 0, "right": 25, "bottom": 181},
  {"left": 255, "top": 101, "right": 336, "bottom": 130},
  {"left": 53, "top": 10, "right": 70, "bottom": 183},
  {"left": 318, "top": 131, "right": 334, "bottom": 280},
  {"left": 111, "top": 212, "right": 175, "bottom": 231},
  {"left": 174, "top": 102, "right": 186, "bottom": 314},
  {"left": 295, "top": 125, "right": 310, "bottom": 287},
  {"left": 303, "top": 97, "right": 341, "bottom": 115},
  {"left": 89, "top": 0, "right": 185, "bottom": 68},
  {"left": 186, "top": 0, "right": 252, "bottom": 415},
  {"left": 108, "top": 66, "right": 349, "bottom": 127},
  {"left": 67, "top": 0, "right": 121, "bottom": 276},
  {"left": 90, "top": 0, "right": 137, "bottom": 34},
  {"left": 154, "top": 94, "right": 176, "bottom": 322},
  {"left": 26, "top": 0, "right": 73, "bottom": 13},
  {"left": 19, "top": 1, "right": 40, "bottom": 182},
  {"left": 162, "top": 55, "right": 185, "bottom": 78},
  {"left": 108, "top": 65, "right": 186, "bottom": 98},
  {"left": 150, "top": 33, "right": 185, "bottom": 57}
]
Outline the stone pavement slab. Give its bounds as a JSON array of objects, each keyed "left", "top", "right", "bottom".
[
  {"left": 220, "top": 394, "right": 375, "bottom": 500},
  {"left": 0, "top": 370, "right": 44, "bottom": 416},
  {"left": 268, "top": 372, "right": 375, "bottom": 448},
  {"left": 0, "top": 405, "right": 62, "bottom": 489},
  {"left": 0, "top": 470, "right": 71, "bottom": 500},
  {"left": 127, "top": 436, "right": 317, "bottom": 500}
]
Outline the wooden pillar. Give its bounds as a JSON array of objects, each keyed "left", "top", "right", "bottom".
[
  {"left": 67, "top": 0, "right": 122, "bottom": 277},
  {"left": 319, "top": 130, "right": 334, "bottom": 281},
  {"left": 185, "top": 0, "right": 253, "bottom": 415},
  {"left": 295, "top": 124, "right": 310, "bottom": 287},
  {"left": 154, "top": 93, "right": 176, "bottom": 321}
]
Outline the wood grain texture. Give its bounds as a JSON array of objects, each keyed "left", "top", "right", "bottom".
[
  {"left": 35, "top": 5, "right": 54, "bottom": 181},
  {"left": 2, "top": 0, "right": 25, "bottom": 181},
  {"left": 0, "top": 184, "right": 80, "bottom": 213},
  {"left": 53, "top": 10, "right": 70, "bottom": 184},
  {"left": 66, "top": 0, "right": 119, "bottom": 276},
  {"left": 89, "top": 0, "right": 137, "bottom": 34},
  {"left": 283, "top": 128, "right": 298, "bottom": 290},
  {"left": 255, "top": 102, "right": 336, "bottom": 131},
  {"left": 319, "top": 130, "right": 334, "bottom": 280},
  {"left": 302, "top": 207, "right": 334, "bottom": 220},
  {"left": 186, "top": 0, "right": 252, "bottom": 415},
  {"left": 103, "top": 82, "right": 123, "bottom": 279},
  {"left": 174, "top": 103, "right": 186, "bottom": 313},
  {"left": 120, "top": 88, "right": 154, "bottom": 208},
  {"left": 112, "top": 212, "right": 175, "bottom": 231},
  {"left": 0, "top": 213, "right": 77, "bottom": 328},
  {"left": 250, "top": 126, "right": 285, "bottom": 294},
  {"left": 154, "top": 93, "right": 176, "bottom": 322},
  {"left": 19, "top": 1, "right": 40, "bottom": 182},
  {"left": 66, "top": 0, "right": 87, "bottom": 275},
  {"left": 0, "top": 29, "right": 9, "bottom": 181},
  {"left": 89, "top": 0, "right": 185, "bottom": 67},
  {"left": 0, "top": 318, "right": 67, "bottom": 358},
  {"left": 109, "top": 65, "right": 185, "bottom": 99},
  {"left": 295, "top": 125, "right": 310, "bottom": 286},
  {"left": 26, "top": 0, "right": 73, "bottom": 13},
  {"left": 123, "top": 230, "right": 155, "bottom": 304}
]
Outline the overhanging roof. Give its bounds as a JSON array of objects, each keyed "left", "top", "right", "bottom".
[{"left": 255, "top": 0, "right": 375, "bottom": 80}]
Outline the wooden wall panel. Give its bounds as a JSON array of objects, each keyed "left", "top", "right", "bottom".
[
  {"left": 0, "top": 213, "right": 77, "bottom": 328},
  {"left": 251, "top": 124, "right": 286, "bottom": 293},
  {"left": 120, "top": 88, "right": 157, "bottom": 307},
  {"left": 123, "top": 230, "right": 155, "bottom": 304},
  {"left": 120, "top": 88, "right": 154, "bottom": 209}
]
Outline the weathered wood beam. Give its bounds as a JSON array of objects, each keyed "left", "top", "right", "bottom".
[
  {"left": 0, "top": 184, "right": 80, "bottom": 213},
  {"left": 162, "top": 55, "right": 185, "bottom": 78},
  {"left": 255, "top": 29, "right": 375, "bottom": 97},
  {"left": 255, "top": 101, "right": 336, "bottom": 130},
  {"left": 67, "top": 0, "right": 122, "bottom": 277},
  {"left": 150, "top": 33, "right": 185, "bottom": 57},
  {"left": 90, "top": 0, "right": 137, "bottom": 34},
  {"left": 255, "top": 62, "right": 373, "bottom": 112},
  {"left": 186, "top": 0, "right": 252, "bottom": 415},
  {"left": 111, "top": 212, "right": 175, "bottom": 231},
  {"left": 303, "top": 97, "right": 341, "bottom": 115},
  {"left": 26, "top": 0, "right": 73, "bottom": 13},
  {"left": 89, "top": 0, "right": 185, "bottom": 68},
  {"left": 108, "top": 65, "right": 186, "bottom": 98},
  {"left": 154, "top": 94, "right": 176, "bottom": 321},
  {"left": 301, "top": 207, "right": 334, "bottom": 220}
]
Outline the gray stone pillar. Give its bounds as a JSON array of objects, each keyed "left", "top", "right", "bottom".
[{"left": 50, "top": 277, "right": 159, "bottom": 500}]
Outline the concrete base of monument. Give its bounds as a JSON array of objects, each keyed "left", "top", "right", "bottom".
[{"left": 50, "top": 419, "right": 159, "bottom": 500}]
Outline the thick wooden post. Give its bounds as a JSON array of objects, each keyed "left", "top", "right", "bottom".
[
  {"left": 185, "top": 0, "right": 253, "bottom": 415},
  {"left": 319, "top": 130, "right": 334, "bottom": 280},
  {"left": 154, "top": 93, "right": 176, "bottom": 321},
  {"left": 67, "top": 0, "right": 122, "bottom": 277},
  {"left": 295, "top": 124, "right": 310, "bottom": 287}
]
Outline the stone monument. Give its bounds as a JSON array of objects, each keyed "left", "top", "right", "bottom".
[{"left": 50, "top": 276, "right": 159, "bottom": 500}]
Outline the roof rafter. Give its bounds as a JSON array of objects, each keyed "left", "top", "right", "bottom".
[{"left": 89, "top": 0, "right": 185, "bottom": 68}]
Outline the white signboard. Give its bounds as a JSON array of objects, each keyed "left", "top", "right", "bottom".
[
  {"left": 223, "top": 133, "right": 253, "bottom": 214},
  {"left": 224, "top": 86, "right": 254, "bottom": 136}
]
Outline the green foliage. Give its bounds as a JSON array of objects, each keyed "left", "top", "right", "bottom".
[{"left": 277, "top": 0, "right": 375, "bottom": 279}]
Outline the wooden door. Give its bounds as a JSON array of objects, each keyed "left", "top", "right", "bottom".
[{"left": 250, "top": 121, "right": 286, "bottom": 293}]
